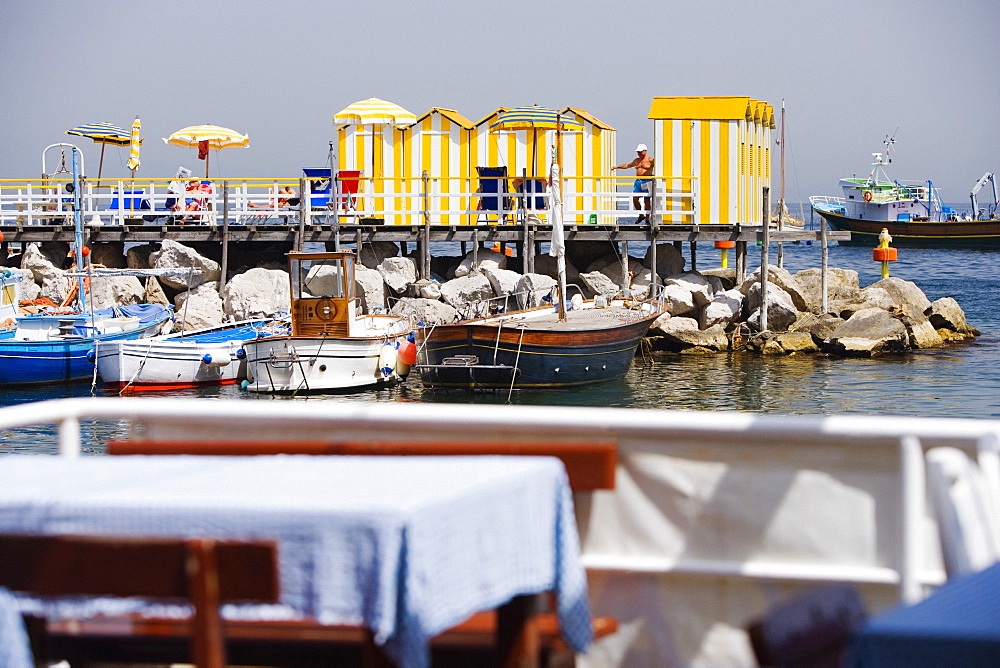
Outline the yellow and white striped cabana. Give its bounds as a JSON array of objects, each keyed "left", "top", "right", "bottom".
[
  {"left": 401, "top": 108, "right": 475, "bottom": 225},
  {"left": 336, "top": 122, "right": 408, "bottom": 224},
  {"left": 648, "top": 96, "right": 774, "bottom": 225},
  {"left": 471, "top": 107, "right": 616, "bottom": 225},
  {"left": 558, "top": 107, "right": 616, "bottom": 225}
]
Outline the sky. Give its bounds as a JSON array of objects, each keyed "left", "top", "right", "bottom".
[{"left": 2, "top": 0, "right": 997, "bottom": 206}]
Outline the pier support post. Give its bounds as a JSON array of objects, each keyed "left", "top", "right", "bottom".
[
  {"left": 650, "top": 224, "right": 658, "bottom": 296},
  {"left": 220, "top": 181, "right": 229, "bottom": 293},
  {"left": 736, "top": 239, "right": 746, "bottom": 284},
  {"left": 296, "top": 178, "right": 308, "bottom": 252},
  {"left": 689, "top": 241, "right": 697, "bottom": 272},
  {"left": 760, "top": 187, "right": 770, "bottom": 332},
  {"left": 821, "top": 214, "right": 829, "bottom": 314},
  {"left": 421, "top": 171, "right": 430, "bottom": 280},
  {"left": 356, "top": 228, "right": 363, "bottom": 258}
]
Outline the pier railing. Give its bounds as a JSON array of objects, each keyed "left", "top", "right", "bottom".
[{"left": 0, "top": 174, "right": 698, "bottom": 227}]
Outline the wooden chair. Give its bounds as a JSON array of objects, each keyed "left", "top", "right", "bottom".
[{"left": 0, "top": 533, "right": 279, "bottom": 668}]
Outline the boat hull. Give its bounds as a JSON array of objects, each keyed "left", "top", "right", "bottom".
[
  {"left": 95, "top": 320, "right": 277, "bottom": 392},
  {"left": 415, "top": 303, "right": 662, "bottom": 389},
  {"left": 815, "top": 209, "right": 1000, "bottom": 248},
  {"left": 0, "top": 311, "right": 171, "bottom": 385},
  {"left": 243, "top": 335, "right": 407, "bottom": 393}
]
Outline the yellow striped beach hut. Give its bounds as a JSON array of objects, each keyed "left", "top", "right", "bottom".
[
  {"left": 336, "top": 122, "right": 407, "bottom": 224},
  {"left": 648, "top": 96, "right": 774, "bottom": 225},
  {"left": 401, "top": 108, "right": 475, "bottom": 225},
  {"left": 559, "top": 107, "right": 616, "bottom": 225}
]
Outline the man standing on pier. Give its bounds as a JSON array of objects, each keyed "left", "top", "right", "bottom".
[{"left": 612, "top": 144, "right": 655, "bottom": 223}]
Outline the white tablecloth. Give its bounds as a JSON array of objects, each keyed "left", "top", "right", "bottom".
[{"left": 0, "top": 454, "right": 592, "bottom": 667}]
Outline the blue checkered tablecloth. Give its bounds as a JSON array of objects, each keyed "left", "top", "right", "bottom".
[{"left": 0, "top": 454, "right": 591, "bottom": 668}]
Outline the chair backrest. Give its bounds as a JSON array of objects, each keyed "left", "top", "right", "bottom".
[
  {"left": 477, "top": 166, "right": 508, "bottom": 213},
  {"left": 926, "top": 446, "right": 1000, "bottom": 578},
  {"left": 0, "top": 533, "right": 279, "bottom": 668},
  {"left": 108, "top": 190, "right": 150, "bottom": 211},
  {"left": 107, "top": 438, "right": 618, "bottom": 492}
]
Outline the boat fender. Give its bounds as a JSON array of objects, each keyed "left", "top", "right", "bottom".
[
  {"left": 86, "top": 349, "right": 96, "bottom": 363},
  {"left": 378, "top": 342, "right": 397, "bottom": 378},
  {"left": 201, "top": 353, "right": 231, "bottom": 367},
  {"left": 863, "top": 191, "right": 873, "bottom": 202},
  {"left": 236, "top": 348, "right": 247, "bottom": 360}
]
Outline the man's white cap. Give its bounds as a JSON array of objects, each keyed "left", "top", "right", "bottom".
[{"left": 636, "top": 143, "right": 648, "bottom": 152}]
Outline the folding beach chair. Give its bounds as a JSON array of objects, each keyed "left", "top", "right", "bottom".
[
  {"left": 336, "top": 170, "right": 362, "bottom": 212},
  {"left": 476, "top": 166, "right": 510, "bottom": 224}
]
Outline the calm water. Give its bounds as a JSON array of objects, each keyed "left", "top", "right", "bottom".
[{"left": 1, "top": 238, "right": 998, "bottom": 453}]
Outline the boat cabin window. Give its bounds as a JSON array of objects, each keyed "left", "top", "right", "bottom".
[{"left": 290, "top": 256, "right": 356, "bottom": 301}]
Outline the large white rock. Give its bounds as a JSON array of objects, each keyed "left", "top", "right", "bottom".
[
  {"left": 825, "top": 307, "right": 909, "bottom": 356},
  {"left": 481, "top": 265, "right": 521, "bottom": 298},
  {"left": 454, "top": 248, "right": 507, "bottom": 278},
  {"left": 641, "top": 242, "right": 685, "bottom": 277},
  {"left": 440, "top": 273, "right": 493, "bottom": 317},
  {"left": 745, "top": 282, "right": 799, "bottom": 331},
  {"left": 87, "top": 276, "right": 146, "bottom": 310},
  {"left": 39, "top": 274, "right": 71, "bottom": 306},
  {"left": 793, "top": 267, "right": 860, "bottom": 312},
  {"left": 358, "top": 241, "right": 400, "bottom": 269},
  {"left": 389, "top": 297, "right": 459, "bottom": 325},
  {"left": 9, "top": 268, "right": 39, "bottom": 302},
  {"left": 579, "top": 271, "right": 619, "bottom": 299},
  {"left": 378, "top": 256, "right": 418, "bottom": 295},
  {"left": 173, "top": 282, "right": 224, "bottom": 331},
  {"left": 868, "top": 276, "right": 932, "bottom": 312},
  {"left": 21, "top": 243, "right": 64, "bottom": 285},
  {"left": 149, "top": 239, "right": 221, "bottom": 290},
  {"left": 661, "top": 283, "right": 696, "bottom": 316},
  {"left": 742, "top": 265, "right": 810, "bottom": 312},
  {"left": 597, "top": 256, "right": 645, "bottom": 287},
  {"left": 144, "top": 277, "right": 170, "bottom": 306},
  {"left": 516, "top": 273, "right": 557, "bottom": 309},
  {"left": 700, "top": 289, "right": 744, "bottom": 330},
  {"left": 664, "top": 272, "right": 717, "bottom": 307},
  {"left": 355, "top": 265, "right": 387, "bottom": 313},
  {"left": 221, "top": 267, "right": 290, "bottom": 320}
]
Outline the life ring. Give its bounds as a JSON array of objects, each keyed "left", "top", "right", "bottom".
[
  {"left": 314, "top": 298, "right": 338, "bottom": 321},
  {"left": 863, "top": 191, "right": 873, "bottom": 202}
]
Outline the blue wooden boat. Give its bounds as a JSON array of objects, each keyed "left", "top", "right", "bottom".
[{"left": 0, "top": 304, "right": 173, "bottom": 385}]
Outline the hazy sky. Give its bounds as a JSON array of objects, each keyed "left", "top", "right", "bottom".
[{"left": 2, "top": 0, "right": 996, "bottom": 205}]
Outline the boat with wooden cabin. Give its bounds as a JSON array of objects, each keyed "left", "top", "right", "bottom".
[{"left": 242, "top": 251, "right": 413, "bottom": 394}]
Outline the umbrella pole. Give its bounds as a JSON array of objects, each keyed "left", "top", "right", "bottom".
[
  {"left": 96, "top": 143, "right": 106, "bottom": 189},
  {"left": 205, "top": 151, "right": 210, "bottom": 178}
]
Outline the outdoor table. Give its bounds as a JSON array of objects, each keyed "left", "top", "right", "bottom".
[{"left": 0, "top": 454, "right": 592, "bottom": 667}]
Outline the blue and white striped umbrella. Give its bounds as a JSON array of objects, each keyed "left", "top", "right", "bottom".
[
  {"left": 490, "top": 106, "right": 582, "bottom": 131},
  {"left": 66, "top": 122, "right": 131, "bottom": 146},
  {"left": 66, "top": 121, "right": 141, "bottom": 183}
]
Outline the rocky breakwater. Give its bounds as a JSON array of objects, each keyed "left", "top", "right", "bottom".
[{"left": 8, "top": 240, "right": 978, "bottom": 359}]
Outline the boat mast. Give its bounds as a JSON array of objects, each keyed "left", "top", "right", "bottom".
[
  {"left": 71, "top": 145, "right": 87, "bottom": 312},
  {"left": 777, "top": 100, "right": 785, "bottom": 267}
]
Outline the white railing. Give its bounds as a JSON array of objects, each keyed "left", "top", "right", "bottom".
[
  {"left": 0, "top": 176, "right": 698, "bottom": 227},
  {"left": 1, "top": 397, "right": 997, "bottom": 665}
]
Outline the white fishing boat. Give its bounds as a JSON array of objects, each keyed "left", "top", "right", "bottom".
[
  {"left": 93, "top": 318, "right": 289, "bottom": 392},
  {"left": 242, "top": 251, "right": 413, "bottom": 394}
]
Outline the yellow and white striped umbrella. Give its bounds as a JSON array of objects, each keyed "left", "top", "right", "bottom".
[
  {"left": 126, "top": 116, "right": 141, "bottom": 173},
  {"left": 164, "top": 124, "right": 250, "bottom": 150},
  {"left": 332, "top": 98, "right": 416, "bottom": 127},
  {"left": 164, "top": 125, "right": 249, "bottom": 176}
]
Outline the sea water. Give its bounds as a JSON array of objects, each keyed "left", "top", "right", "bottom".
[{"left": 1, "top": 233, "right": 998, "bottom": 453}]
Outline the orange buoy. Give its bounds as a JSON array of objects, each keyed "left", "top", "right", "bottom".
[
  {"left": 872, "top": 247, "right": 897, "bottom": 262},
  {"left": 715, "top": 240, "right": 736, "bottom": 268},
  {"left": 0, "top": 230, "right": 4, "bottom": 243}
]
